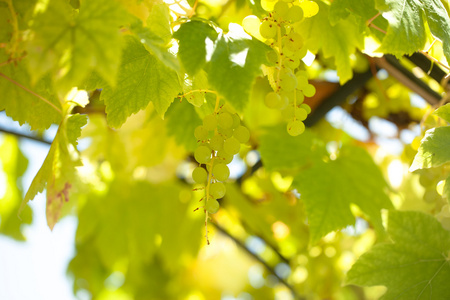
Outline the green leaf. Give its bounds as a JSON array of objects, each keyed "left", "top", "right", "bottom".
[
  {"left": 173, "top": 20, "right": 218, "bottom": 76},
  {"left": 21, "top": 113, "right": 87, "bottom": 230},
  {"left": 377, "top": 0, "right": 450, "bottom": 63},
  {"left": 131, "top": 17, "right": 180, "bottom": 71},
  {"left": 434, "top": 103, "right": 450, "bottom": 123},
  {"left": 166, "top": 99, "right": 202, "bottom": 152},
  {"left": 295, "top": 1, "right": 363, "bottom": 84},
  {"left": 101, "top": 36, "right": 181, "bottom": 128},
  {"left": 259, "top": 126, "right": 325, "bottom": 171},
  {"left": 27, "top": 0, "right": 127, "bottom": 93},
  {"left": 147, "top": 3, "right": 172, "bottom": 45},
  {"left": 410, "top": 127, "right": 450, "bottom": 171},
  {"left": 347, "top": 210, "right": 450, "bottom": 300},
  {"left": 0, "top": 136, "right": 32, "bottom": 240},
  {"left": 0, "top": 50, "right": 62, "bottom": 130},
  {"left": 209, "top": 33, "right": 271, "bottom": 111},
  {"left": 444, "top": 175, "right": 450, "bottom": 203},
  {"left": 292, "top": 146, "right": 393, "bottom": 244},
  {"left": 329, "top": 0, "right": 388, "bottom": 41}
]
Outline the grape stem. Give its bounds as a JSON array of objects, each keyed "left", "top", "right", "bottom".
[
  {"left": 178, "top": 89, "right": 218, "bottom": 99},
  {"left": 276, "top": 22, "right": 283, "bottom": 91},
  {"left": 203, "top": 94, "right": 222, "bottom": 245}
]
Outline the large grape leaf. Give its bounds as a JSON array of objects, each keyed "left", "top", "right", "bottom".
[
  {"left": 101, "top": 36, "right": 181, "bottom": 128},
  {"left": 173, "top": 20, "right": 218, "bottom": 76},
  {"left": 347, "top": 210, "right": 450, "bottom": 300},
  {"left": 0, "top": 136, "right": 32, "bottom": 240},
  {"left": 26, "top": 0, "right": 127, "bottom": 93},
  {"left": 0, "top": 51, "right": 62, "bottom": 130},
  {"left": 329, "top": 0, "right": 388, "bottom": 41},
  {"left": 292, "top": 145, "right": 393, "bottom": 244},
  {"left": 208, "top": 32, "right": 271, "bottom": 111},
  {"left": 20, "top": 113, "right": 87, "bottom": 230},
  {"left": 259, "top": 126, "right": 326, "bottom": 172},
  {"left": 410, "top": 127, "right": 450, "bottom": 171},
  {"left": 166, "top": 99, "right": 202, "bottom": 152},
  {"left": 377, "top": 0, "right": 450, "bottom": 63},
  {"left": 295, "top": 1, "right": 364, "bottom": 84}
]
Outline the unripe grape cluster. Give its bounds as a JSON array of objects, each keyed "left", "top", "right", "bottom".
[
  {"left": 192, "top": 105, "right": 250, "bottom": 215},
  {"left": 243, "top": 0, "right": 318, "bottom": 136}
]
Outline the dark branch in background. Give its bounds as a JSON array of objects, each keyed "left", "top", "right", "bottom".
[
  {"left": 0, "top": 126, "right": 52, "bottom": 145},
  {"left": 304, "top": 68, "right": 374, "bottom": 127},
  {"left": 212, "top": 222, "right": 306, "bottom": 300},
  {"left": 406, "top": 52, "right": 449, "bottom": 86},
  {"left": 377, "top": 55, "right": 442, "bottom": 105}
]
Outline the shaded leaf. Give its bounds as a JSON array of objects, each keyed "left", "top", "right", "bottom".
[
  {"left": 292, "top": 146, "right": 392, "bottom": 243},
  {"left": 173, "top": 20, "right": 218, "bottom": 76},
  {"left": 209, "top": 33, "right": 271, "bottom": 111},
  {"left": 347, "top": 210, "right": 450, "bottom": 300}
]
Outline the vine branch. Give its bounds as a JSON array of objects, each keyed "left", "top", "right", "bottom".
[{"left": 212, "top": 222, "right": 305, "bottom": 300}]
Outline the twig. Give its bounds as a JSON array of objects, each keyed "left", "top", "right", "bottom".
[
  {"left": 0, "top": 126, "right": 52, "bottom": 145},
  {"left": 0, "top": 72, "right": 63, "bottom": 115},
  {"left": 212, "top": 222, "right": 306, "bottom": 300}
]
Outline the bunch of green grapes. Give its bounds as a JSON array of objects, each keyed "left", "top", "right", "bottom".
[
  {"left": 192, "top": 105, "right": 250, "bottom": 217},
  {"left": 242, "top": 0, "right": 319, "bottom": 136}
]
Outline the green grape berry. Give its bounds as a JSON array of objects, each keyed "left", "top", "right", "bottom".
[
  {"left": 206, "top": 198, "right": 220, "bottom": 214},
  {"left": 217, "top": 150, "right": 234, "bottom": 164},
  {"left": 224, "top": 137, "right": 241, "bottom": 155},
  {"left": 283, "top": 57, "right": 300, "bottom": 70},
  {"left": 300, "top": 103, "right": 311, "bottom": 114},
  {"left": 295, "top": 107, "right": 308, "bottom": 121},
  {"left": 267, "top": 50, "right": 279, "bottom": 64},
  {"left": 218, "top": 127, "right": 234, "bottom": 139},
  {"left": 194, "top": 125, "right": 208, "bottom": 141},
  {"left": 285, "top": 32, "right": 303, "bottom": 52},
  {"left": 260, "top": 20, "right": 277, "bottom": 39},
  {"left": 231, "top": 113, "right": 241, "bottom": 129},
  {"left": 233, "top": 125, "right": 250, "bottom": 143},
  {"left": 210, "top": 134, "right": 224, "bottom": 151},
  {"left": 280, "top": 72, "right": 298, "bottom": 92},
  {"left": 287, "top": 5, "right": 303, "bottom": 22},
  {"left": 210, "top": 182, "right": 226, "bottom": 199},
  {"left": 203, "top": 114, "right": 217, "bottom": 131},
  {"left": 303, "top": 84, "right": 316, "bottom": 97},
  {"left": 274, "top": 1, "right": 289, "bottom": 18},
  {"left": 194, "top": 145, "right": 211, "bottom": 164},
  {"left": 213, "top": 163, "right": 230, "bottom": 181},
  {"left": 281, "top": 105, "right": 295, "bottom": 119},
  {"left": 287, "top": 120, "right": 305, "bottom": 136},
  {"left": 192, "top": 167, "right": 208, "bottom": 183},
  {"left": 265, "top": 92, "right": 282, "bottom": 109},
  {"left": 218, "top": 112, "right": 234, "bottom": 129}
]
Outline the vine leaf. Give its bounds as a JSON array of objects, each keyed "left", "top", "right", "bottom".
[
  {"left": 434, "top": 103, "right": 450, "bottom": 123},
  {"left": 166, "top": 100, "right": 202, "bottom": 152},
  {"left": 209, "top": 30, "right": 271, "bottom": 111},
  {"left": 173, "top": 20, "right": 218, "bottom": 76},
  {"left": 377, "top": 0, "right": 450, "bottom": 63},
  {"left": 0, "top": 136, "right": 32, "bottom": 240},
  {"left": 296, "top": 1, "right": 363, "bottom": 84},
  {"left": 329, "top": 0, "right": 388, "bottom": 42},
  {"left": 259, "top": 126, "right": 326, "bottom": 171},
  {"left": 101, "top": 36, "right": 181, "bottom": 128},
  {"left": 410, "top": 127, "right": 450, "bottom": 171},
  {"left": 20, "top": 113, "right": 87, "bottom": 230},
  {"left": 292, "top": 146, "right": 392, "bottom": 244},
  {"left": 26, "top": 0, "right": 127, "bottom": 93},
  {"left": 0, "top": 51, "right": 62, "bottom": 130},
  {"left": 346, "top": 210, "right": 450, "bottom": 300}
]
